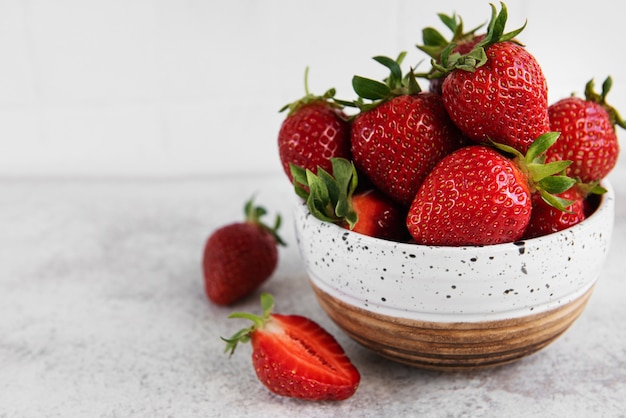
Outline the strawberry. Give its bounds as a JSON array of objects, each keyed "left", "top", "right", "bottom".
[
  {"left": 203, "top": 198, "right": 285, "bottom": 305},
  {"left": 278, "top": 68, "right": 351, "bottom": 182},
  {"left": 223, "top": 293, "right": 360, "bottom": 401},
  {"left": 523, "top": 188, "right": 587, "bottom": 239},
  {"left": 434, "top": 3, "right": 550, "bottom": 154},
  {"left": 291, "top": 158, "right": 409, "bottom": 241},
  {"left": 406, "top": 133, "right": 576, "bottom": 246},
  {"left": 349, "top": 54, "right": 466, "bottom": 206},
  {"left": 545, "top": 77, "right": 624, "bottom": 183}
]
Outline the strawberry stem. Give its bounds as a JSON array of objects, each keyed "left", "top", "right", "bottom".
[
  {"left": 304, "top": 66, "right": 311, "bottom": 96},
  {"left": 350, "top": 52, "right": 423, "bottom": 111},
  {"left": 432, "top": 2, "right": 526, "bottom": 76},
  {"left": 222, "top": 293, "right": 275, "bottom": 356},
  {"left": 584, "top": 76, "right": 626, "bottom": 130},
  {"left": 417, "top": 12, "right": 485, "bottom": 60},
  {"left": 244, "top": 197, "right": 286, "bottom": 247},
  {"left": 279, "top": 67, "right": 343, "bottom": 116}
]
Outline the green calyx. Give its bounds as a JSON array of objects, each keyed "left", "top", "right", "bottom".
[
  {"left": 346, "top": 52, "right": 422, "bottom": 112},
  {"left": 432, "top": 2, "right": 526, "bottom": 76},
  {"left": 417, "top": 11, "right": 485, "bottom": 63},
  {"left": 290, "top": 157, "right": 359, "bottom": 229},
  {"left": 490, "top": 132, "right": 577, "bottom": 211},
  {"left": 576, "top": 180, "right": 607, "bottom": 197},
  {"left": 244, "top": 197, "right": 286, "bottom": 246},
  {"left": 279, "top": 67, "right": 343, "bottom": 116},
  {"left": 222, "top": 292, "right": 275, "bottom": 356},
  {"left": 584, "top": 76, "right": 626, "bottom": 130}
]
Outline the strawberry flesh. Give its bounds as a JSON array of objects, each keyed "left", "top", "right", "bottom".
[{"left": 250, "top": 313, "right": 360, "bottom": 401}]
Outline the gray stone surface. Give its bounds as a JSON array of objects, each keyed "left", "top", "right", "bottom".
[{"left": 1, "top": 172, "right": 625, "bottom": 417}]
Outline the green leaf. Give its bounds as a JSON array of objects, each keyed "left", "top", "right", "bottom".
[
  {"left": 352, "top": 75, "right": 391, "bottom": 100},
  {"left": 537, "top": 175, "right": 577, "bottom": 194},
  {"left": 422, "top": 27, "right": 448, "bottom": 47},
  {"left": 290, "top": 163, "right": 310, "bottom": 200},
  {"left": 223, "top": 293, "right": 275, "bottom": 356},
  {"left": 307, "top": 169, "right": 331, "bottom": 213},
  {"left": 259, "top": 292, "right": 274, "bottom": 318},
  {"left": 407, "top": 70, "right": 422, "bottom": 95},
  {"left": 487, "top": 2, "right": 507, "bottom": 42},
  {"left": 318, "top": 167, "right": 340, "bottom": 207},
  {"left": 331, "top": 98, "right": 359, "bottom": 108},
  {"left": 489, "top": 139, "right": 524, "bottom": 159},
  {"left": 330, "top": 158, "right": 358, "bottom": 227},
  {"left": 526, "top": 132, "right": 560, "bottom": 162},
  {"left": 292, "top": 158, "right": 359, "bottom": 229},
  {"left": 456, "top": 48, "right": 487, "bottom": 71},
  {"left": 242, "top": 196, "right": 286, "bottom": 246},
  {"left": 332, "top": 158, "right": 357, "bottom": 197},
  {"left": 395, "top": 51, "right": 407, "bottom": 66},
  {"left": 307, "top": 194, "right": 336, "bottom": 224},
  {"left": 539, "top": 190, "right": 575, "bottom": 212},
  {"left": 438, "top": 13, "right": 459, "bottom": 33},
  {"left": 527, "top": 160, "right": 572, "bottom": 181},
  {"left": 373, "top": 55, "right": 403, "bottom": 89},
  {"left": 585, "top": 76, "right": 626, "bottom": 129},
  {"left": 590, "top": 184, "right": 608, "bottom": 195}
]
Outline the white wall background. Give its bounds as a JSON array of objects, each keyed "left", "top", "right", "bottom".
[{"left": 0, "top": 0, "right": 625, "bottom": 178}]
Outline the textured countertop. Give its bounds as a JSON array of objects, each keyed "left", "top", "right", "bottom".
[{"left": 1, "top": 170, "right": 625, "bottom": 418}]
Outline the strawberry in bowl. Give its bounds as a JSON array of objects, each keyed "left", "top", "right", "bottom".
[{"left": 284, "top": 2, "right": 620, "bottom": 370}]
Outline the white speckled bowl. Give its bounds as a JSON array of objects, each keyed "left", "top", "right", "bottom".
[{"left": 294, "top": 182, "right": 614, "bottom": 371}]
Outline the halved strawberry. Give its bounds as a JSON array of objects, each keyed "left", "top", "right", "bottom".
[
  {"left": 291, "top": 157, "right": 409, "bottom": 241},
  {"left": 223, "top": 293, "right": 360, "bottom": 401}
]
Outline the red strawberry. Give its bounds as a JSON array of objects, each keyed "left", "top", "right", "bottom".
[
  {"left": 203, "top": 198, "right": 285, "bottom": 305},
  {"left": 349, "top": 55, "right": 466, "bottom": 207},
  {"left": 223, "top": 293, "right": 360, "bottom": 401},
  {"left": 436, "top": 3, "right": 550, "bottom": 153},
  {"left": 350, "top": 189, "right": 410, "bottom": 241},
  {"left": 546, "top": 77, "right": 624, "bottom": 183},
  {"left": 291, "top": 158, "right": 409, "bottom": 241},
  {"left": 523, "top": 188, "right": 586, "bottom": 239},
  {"left": 406, "top": 133, "right": 576, "bottom": 246},
  {"left": 278, "top": 68, "right": 351, "bottom": 182}
]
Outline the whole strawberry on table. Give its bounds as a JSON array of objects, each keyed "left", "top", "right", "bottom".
[{"left": 202, "top": 198, "right": 285, "bottom": 306}]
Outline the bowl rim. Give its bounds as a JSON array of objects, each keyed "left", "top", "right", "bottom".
[
  {"left": 294, "top": 179, "right": 615, "bottom": 322},
  {"left": 294, "top": 179, "right": 614, "bottom": 253}
]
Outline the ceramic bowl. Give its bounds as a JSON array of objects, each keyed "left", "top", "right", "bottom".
[{"left": 293, "top": 181, "right": 615, "bottom": 371}]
